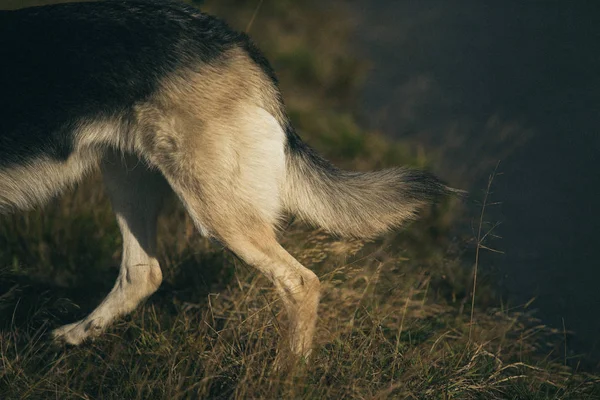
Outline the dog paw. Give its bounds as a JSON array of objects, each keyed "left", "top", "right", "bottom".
[{"left": 52, "top": 320, "right": 95, "bottom": 346}]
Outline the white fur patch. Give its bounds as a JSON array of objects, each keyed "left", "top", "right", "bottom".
[{"left": 233, "top": 106, "right": 286, "bottom": 222}]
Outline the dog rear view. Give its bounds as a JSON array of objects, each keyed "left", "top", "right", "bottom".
[{"left": 0, "top": 0, "right": 457, "bottom": 358}]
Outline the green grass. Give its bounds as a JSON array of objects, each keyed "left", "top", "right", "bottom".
[{"left": 1, "top": 0, "right": 599, "bottom": 398}]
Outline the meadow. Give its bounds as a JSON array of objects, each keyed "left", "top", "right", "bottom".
[{"left": 1, "top": 1, "right": 598, "bottom": 398}]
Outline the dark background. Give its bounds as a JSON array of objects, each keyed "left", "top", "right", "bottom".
[{"left": 343, "top": 0, "right": 600, "bottom": 360}]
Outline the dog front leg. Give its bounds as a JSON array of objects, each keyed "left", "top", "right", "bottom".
[{"left": 52, "top": 152, "right": 167, "bottom": 345}]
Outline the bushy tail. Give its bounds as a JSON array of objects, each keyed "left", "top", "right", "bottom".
[{"left": 282, "top": 133, "right": 461, "bottom": 238}]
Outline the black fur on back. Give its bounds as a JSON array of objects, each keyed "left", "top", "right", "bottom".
[{"left": 0, "top": 0, "right": 275, "bottom": 167}]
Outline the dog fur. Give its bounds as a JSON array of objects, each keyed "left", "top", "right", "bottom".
[{"left": 0, "top": 0, "right": 456, "bottom": 357}]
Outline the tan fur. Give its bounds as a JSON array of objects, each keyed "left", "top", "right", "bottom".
[
  {"left": 282, "top": 163, "right": 429, "bottom": 238},
  {"left": 118, "top": 51, "right": 321, "bottom": 356},
  {"left": 45, "top": 50, "right": 323, "bottom": 357},
  {"left": 0, "top": 122, "right": 116, "bottom": 214},
  {"left": 2, "top": 45, "right": 447, "bottom": 358}
]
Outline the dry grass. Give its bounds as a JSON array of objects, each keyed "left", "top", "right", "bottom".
[
  {"left": 1, "top": 1, "right": 599, "bottom": 398},
  {"left": 0, "top": 175, "right": 598, "bottom": 399}
]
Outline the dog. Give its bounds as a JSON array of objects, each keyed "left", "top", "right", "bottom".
[{"left": 0, "top": 0, "right": 458, "bottom": 358}]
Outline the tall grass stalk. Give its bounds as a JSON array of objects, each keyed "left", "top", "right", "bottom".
[{"left": 470, "top": 162, "right": 503, "bottom": 341}]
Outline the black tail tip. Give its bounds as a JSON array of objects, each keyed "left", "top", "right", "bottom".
[{"left": 403, "top": 169, "right": 467, "bottom": 202}]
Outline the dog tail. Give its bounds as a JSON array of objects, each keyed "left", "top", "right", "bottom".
[{"left": 281, "top": 126, "right": 462, "bottom": 238}]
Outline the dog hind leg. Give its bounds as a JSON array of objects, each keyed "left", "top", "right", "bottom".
[
  {"left": 144, "top": 106, "right": 321, "bottom": 357},
  {"left": 222, "top": 232, "right": 321, "bottom": 357},
  {"left": 52, "top": 151, "right": 168, "bottom": 345}
]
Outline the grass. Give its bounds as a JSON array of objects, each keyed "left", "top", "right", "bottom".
[
  {"left": 1, "top": 200, "right": 599, "bottom": 398},
  {"left": 1, "top": 0, "right": 599, "bottom": 398}
]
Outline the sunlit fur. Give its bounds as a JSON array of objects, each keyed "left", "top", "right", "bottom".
[{"left": 0, "top": 1, "right": 456, "bottom": 358}]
